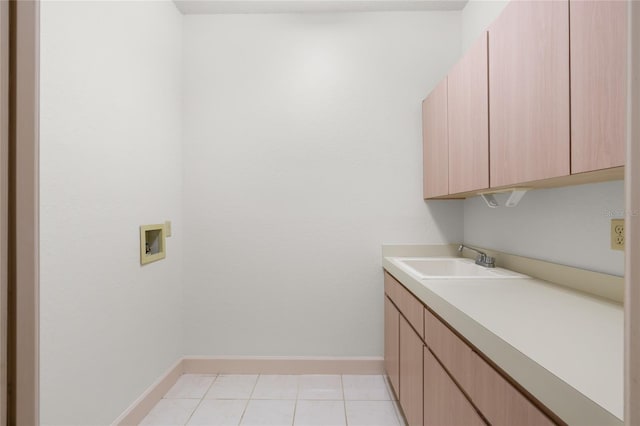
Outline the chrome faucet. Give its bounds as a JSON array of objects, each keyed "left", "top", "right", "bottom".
[{"left": 458, "top": 244, "right": 495, "bottom": 268}]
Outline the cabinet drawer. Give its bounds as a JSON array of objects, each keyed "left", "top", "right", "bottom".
[
  {"left": 384, "top": 272, "right": 424, "bottom": 338},
  {"left": 384, "top": 271, "right": 401, "bottom": 302},
  {"left": 470, "top": 352, "right": 555, "bottom": 426},
  {"left": 424, "top": 307, "right": 474, "bottom": 392},
  {"left": 424, "top": 347, "right": 486, "bottom": 426}
]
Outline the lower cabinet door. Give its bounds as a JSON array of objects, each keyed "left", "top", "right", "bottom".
[
  {"left": 471, "top": 352, "right": 555, "bottom": 426},
  {"left": 384, "top": 296, "right": 400, "bottom": 397},
  {"left": 424, "top": 347, "right": 486, "bottom": 426},
  {"left": 399, "top": 317, "right": 423, "bottom": 426}
]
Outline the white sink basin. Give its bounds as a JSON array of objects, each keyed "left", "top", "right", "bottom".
[{"left": 393, "top": 257, "right": 528, "bottom": 279}]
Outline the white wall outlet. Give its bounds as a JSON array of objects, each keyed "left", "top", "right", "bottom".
[{"left": 611, "top": 219, "right": 624, "bottom": 251}]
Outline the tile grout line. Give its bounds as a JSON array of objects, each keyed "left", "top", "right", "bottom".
[
  {"left": 341, "top": 375, "right": 348, "bottom": 426},
  {"left": 181, "top": 373, "right": 219, "bottom": 426},
  {"left": 236, "top": 374, "right": 260, "bottom": 425},
  {"left": 291, "top": 374, "right": 301, "bottom": 426},
  {"left": 294, "top": 374, "right": 309, "bottom": 426}
]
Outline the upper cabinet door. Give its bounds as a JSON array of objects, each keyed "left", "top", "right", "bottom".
[
  {"left": 570, "top": 0, "right": 627, "bottom": 173},
  {"left": 422, "top": 78, "right": 448, "bottom": 199},
  {"left": 489, "top": 0, "right": 570, "bottom": 188},
  {"left": 448, "top": 32, "right": 489, "bottom": 194}
]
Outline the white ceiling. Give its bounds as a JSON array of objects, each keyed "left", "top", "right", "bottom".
[{"left": 174, "top": 0, "right": 469, "bottom": 14}]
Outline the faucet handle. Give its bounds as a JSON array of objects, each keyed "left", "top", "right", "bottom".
[
  {"left": 483, "top": 255, "right": 496, "bottom": 267},
  {"left": 474, "top": 253, "right": 495, "bottom": 268}
]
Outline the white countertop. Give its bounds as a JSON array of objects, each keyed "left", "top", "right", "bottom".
[{"left": 383, "top": 254, "right": 624, "bottom": 426}]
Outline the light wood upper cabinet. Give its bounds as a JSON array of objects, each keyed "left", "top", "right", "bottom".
[
  {"left": 421, "top": 0, "right": 626, "bottom": 197},
  {"left": 447, "top": 32, "right": 489, "bottom": 194},
  {"left": 400, "top": 316, "right": 424, "bottom": 426},
  {"left": 422, "top": 78, "right": 448, "bottom": 199},
  {"left": 384, "top": 296, "right": 400, "bottom": 398},
  {"left": 488, "top": 0, "right": 570, "bottom": 188},
  {"left": 570, "top": 0, "right": 627, "bottom": 173}
]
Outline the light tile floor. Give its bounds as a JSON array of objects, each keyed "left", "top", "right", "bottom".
[{"left": 139, "top": 374, "right": 406, "bottom": 426}]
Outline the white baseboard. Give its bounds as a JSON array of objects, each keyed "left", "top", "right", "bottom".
[
  {"left": 111, "top": 358, "right": 184, "bottom": 426},
  {"left": 112, "top": 356, "right": 384, "bottom": 425},
  {"left": 182, "top": 356, "right": 384, "bottom": 375}
]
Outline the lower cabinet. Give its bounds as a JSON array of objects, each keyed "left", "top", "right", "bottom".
[
  {"left": 384, "top": 272, "right": 557, "bottom": 426},
  {"left": 424, "top": 347, "right": 486, "bottom": 426},
  {"left": 384, "top": 296, "right": 400, "bottom": 397},
  {"left": 400, "top": 317, "right": 424, "bottom": 426},
  {"left": 470, "top": 352, "right": 555, "bottom": 426}
]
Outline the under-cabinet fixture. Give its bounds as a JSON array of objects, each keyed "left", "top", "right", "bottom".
[
  {"left": 480, "top": 193, "right": 499, "bottom": 208},
  {"left": 504, "top": 188, "right": 529, "bottom": 207},
  {"left": 479, "top": 188, "right": 529, "bottom": 208}
]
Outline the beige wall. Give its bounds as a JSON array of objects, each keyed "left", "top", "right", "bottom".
[
  {"left": 181, "top": 12, "right": 464, "bottom": 358},
  {"left": 40, "top": 1, "right": 184, "bottom": 424}
]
